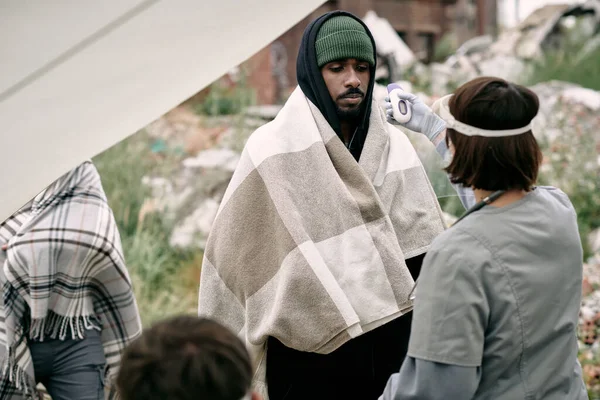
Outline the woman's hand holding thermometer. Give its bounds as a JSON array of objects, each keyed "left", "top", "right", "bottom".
[
  {"left": 384, "top": 84, "right": 446, "bottom": 143},
  {"left": 386, "top": 83, "right": 412, "bottom": 123}
]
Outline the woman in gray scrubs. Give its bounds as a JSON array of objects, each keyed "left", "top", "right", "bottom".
[{"left": 381, "top": 76, "right": 588, "bottom": 399}]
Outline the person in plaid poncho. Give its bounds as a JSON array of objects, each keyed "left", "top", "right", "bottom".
[{"left": 0, "top": 161, "right": 142, "bottom": 399}]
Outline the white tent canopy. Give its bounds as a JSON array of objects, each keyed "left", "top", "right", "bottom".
[{"left": 0, "top": 0, "right": 326, "bottom": 222}]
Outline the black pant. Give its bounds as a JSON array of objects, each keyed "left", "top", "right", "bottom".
[
  {"left": 266, "top": 254, "right": 424, "bottom": 400},
  {"left": 267, "top": 312, "right": 413, "bottom": 400},
  {"left": 29, "top": 328, "right": 106, "bottom": 400}
]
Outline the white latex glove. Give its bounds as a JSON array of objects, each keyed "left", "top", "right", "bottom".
[{"left": 384, "top": 91, "right": 446, "bottom": 143}]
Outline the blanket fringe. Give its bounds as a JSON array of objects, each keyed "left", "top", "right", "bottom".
[
  {"left": 1, "top": 347, "right": 38, "bottom": 399},
  {"left": 29, "top": 310, "right": 102, "bottom": 342}
]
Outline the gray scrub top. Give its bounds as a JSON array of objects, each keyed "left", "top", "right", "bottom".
[{"left": 404, "top": 186, "right": 588, "bottom": 399}]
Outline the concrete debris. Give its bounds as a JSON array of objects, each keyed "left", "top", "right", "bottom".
[
  {"left": 497, "top": 4, "right": 575, "bottom": 59},
  {"left": 425, "top": 0, "right": 600, "bottom": 95},
  {"left": 182, "top": 148, "right": 240, "bottom": 172},
  {"left": 529, "top": 80, "right": 586, "bottom": 143},
  {"left": 561, "top": 87, "right": 600, "bottom": 111},
  {"left": 244, "top": 105, "right": 283, "bottom": 120},
  {"left": 590, "top": 229, "right": 600, "bottom": 255},
  {"left": 444, "top": 35, "right": 494, "bottom": 66},
  {"left": 141, "top": 176, "right": 173, "bottom": 199},
  {"left": 138, "top": 110, "right": 249, "bottom": 250},
  {"left": 529, "top": 81, "right": 600, "bottom": 146},
  {"left": 363, "top": 10, "right": 419, "bottom": 82},
  {"left": 150, "top": 164, "right": 232, "bottom": 250},
  {"left": 169, "top": 198, "right": 220, "bottom": 249},
  {"left": 580, "top": 254, "right": 600, "bottom": 333},
  {"left": 144, "top": 105, "right": 228, "bottom": 155},
  {"left": 491, "top": 1, "right": 600, "bottom": 60}
]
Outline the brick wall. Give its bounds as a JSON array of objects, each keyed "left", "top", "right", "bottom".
[
  {"left": 239, "top": 2, "right": 335, "bottom": 105},
  {"left": 245, "top": 45, "right": 276, "bottom": 105}
]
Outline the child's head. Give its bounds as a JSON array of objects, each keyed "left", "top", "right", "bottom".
[{"left": 117, "top": 315, "right": 260, "bottom": 400}]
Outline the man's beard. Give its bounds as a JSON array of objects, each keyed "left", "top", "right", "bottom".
[
  {"left": 336, "top": 87, "right": 365, "bottom": 122},
  {"left": 336, "top": 105, "right": 362, "bottom": 121}
]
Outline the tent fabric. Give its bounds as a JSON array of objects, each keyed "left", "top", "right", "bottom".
[{"left": 0, "top": 0, "right": 326, "bottom": 222}]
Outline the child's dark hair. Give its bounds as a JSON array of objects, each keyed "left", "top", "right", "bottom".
[{"left": 116, "top": 315, "right": 252, "bottom": 400}]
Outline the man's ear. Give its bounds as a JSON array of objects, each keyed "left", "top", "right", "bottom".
[{"left": 251, "top": 392, "right": 263, "bottom": 400}]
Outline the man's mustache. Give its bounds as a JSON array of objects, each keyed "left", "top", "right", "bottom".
[{"left": 338, "top": 88, "right": 364, "bottom": 100}]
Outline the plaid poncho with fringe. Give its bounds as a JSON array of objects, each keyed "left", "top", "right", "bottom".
[{"left": 0, "top": 161, "right": 142, "bottom": 399}]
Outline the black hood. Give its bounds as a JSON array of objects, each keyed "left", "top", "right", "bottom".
[{"left": 296, "top": 10, "right": 377, "bottom": 161}]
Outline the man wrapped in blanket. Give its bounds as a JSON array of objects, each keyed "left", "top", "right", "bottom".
[
  {"left": 198, "top": 10, "right": 455, "bottom": 400},
  {"left": 0, "top": 161, "right": 142, "bottom": 399}
]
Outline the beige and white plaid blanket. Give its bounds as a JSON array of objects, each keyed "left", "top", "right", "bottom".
[{"left": 197, "top": 86, "right": 446, "bottom": 398}]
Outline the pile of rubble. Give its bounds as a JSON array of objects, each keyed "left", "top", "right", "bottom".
[
  {"left": 580, "top": 251, "right": 600, "bottom": 392},
  {"left": 433, "top": 0, "right": 600, "bottom": 94},
  {"left": 141, "top": 108, "right": 266, "bottom": 249},
  {"left": 366, "top": 1, "right": 600, "bottom": 96}
]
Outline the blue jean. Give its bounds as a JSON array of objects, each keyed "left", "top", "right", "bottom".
[{"left": 28, "top": 328, "right": 106, "bottom": 400}]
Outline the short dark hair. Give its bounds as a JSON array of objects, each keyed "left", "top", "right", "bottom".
[
  {"left": 444, "top": 76, "right": 543, "bottom": 191},
  {"left": 116, "top": 315, "right": 252, "bottom": 400}
]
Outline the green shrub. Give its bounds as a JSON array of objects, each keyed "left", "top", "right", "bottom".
[
  {"left": 93, "top": 134, "right": 152, "bottom": 237},
  {"left": 197, "top": 70, "right": 256, "bottom": 116},
  {"left": 432, "top": 32, "right": 458, "bottom": 63},
  {"left": 537, "top": 129, "right": 600, "bottom": 259},
  {"left": 93, "top": 131, "right": 200, "bottom": 326},
  {"left": 524, "top": 38, "right": 600, "bottom": 90}
]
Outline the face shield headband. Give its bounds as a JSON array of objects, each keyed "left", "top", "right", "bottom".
[{"left": 431, "top": 94, "right": 535, "bottom": 137}]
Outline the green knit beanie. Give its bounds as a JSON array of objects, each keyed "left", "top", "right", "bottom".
[{"left": 315, "top": 16, "right": 375, "bottom": 68}]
